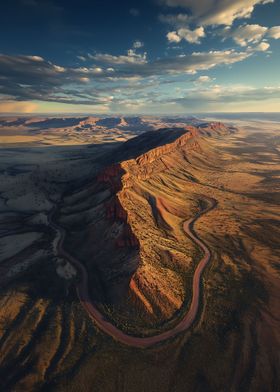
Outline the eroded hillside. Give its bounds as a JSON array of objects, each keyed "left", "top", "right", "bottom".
[
  {"left": 57, "top": 124, "right": 230, "bottom": 333},
  {"left": 0, "top": 119, "right": 279, "bottom": 391}
]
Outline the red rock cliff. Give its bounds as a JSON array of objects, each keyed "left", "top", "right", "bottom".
[{"left": 97, "top": 123, "right": 228, "bottom": 249}]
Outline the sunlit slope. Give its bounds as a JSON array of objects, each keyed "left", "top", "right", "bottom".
[{"left": 59, "top": 124, "right": 234, "bottom": 332}]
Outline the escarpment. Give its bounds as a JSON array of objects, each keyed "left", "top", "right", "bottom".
[
  {"left": 96, "top": 127, "right": 201, "bottom": 255},
  {"left": 89, "top": 123, "right": 231, "bottom": 324},
  {"left": 59, "top": 123, "right": 232, "bottom": 327},
  {"left": 97, "top": 165, "right": 140, "bottom": 250}
]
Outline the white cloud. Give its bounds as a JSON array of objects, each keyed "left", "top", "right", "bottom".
[
  {"left": 159, "top": 0, "right": 274, "bottom": 26},
  {"left": 133, "top": 40, "right": 144, "bottom": 49},
  {"left": 162, "top": 83, "right": 280, "bottom": 112},
  {"left": 26, "top": 55, "right": 44, "bottom": 62},
  {"left": 80, "top": 48, "right": 251, "bottom": 78},
  {"left": 77, "top": 55, "right": 87, "bottom": 62},
  {"left": 0, "top": 48, "right": 258, "bottom": 106},
  {"left": 113, "top": 83, "right": 280, "bottom": 113},
  {"left": 167, "top": 27, "right": 205, "bottom": 44},
  {"left": 92, "top": 67, "right": 103, "bottom": 74},
  {"left": 254, "top": 41, "right": 270, "bottom": 51},
  {"left": 182, "top": 49, "right": 250, "bottom": 72},
  {"left": 167, "top": 31, "right": 181, "bottom": 43},
  {"left": 2, "top": 51, "right": 278, "bottom": 113},
  {"left": 53, "top": 65, "right": 66, "bottom": 73},
  {"left": 230, "top": 24, "right": 268, "bottom": 46},
  {"left": 223, "top": 24, "right": 280, "bottom": 47},
  {"left": 92, "top": 49, "right": 147, "bottom": 65},
  {"left": 195, "top": 75, "right": 213, "bottom": 83},
  {"left": 268, "top": 26, "right": 280, "bottom": 39}
]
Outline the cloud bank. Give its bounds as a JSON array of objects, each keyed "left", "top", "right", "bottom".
[{"left": 159, "top": 0, "right": 274, "bottom": 26}]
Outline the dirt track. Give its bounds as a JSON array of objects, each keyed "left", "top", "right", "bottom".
[{"left": 50, "top": 196, "right": 216, "bottom": 348}]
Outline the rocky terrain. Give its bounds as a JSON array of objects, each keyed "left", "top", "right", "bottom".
[
  {"left": 0, "top": 115, "right": 199, "bottom": 146},
  {"left": 0, "top": 116, "right": 279, "bottom": 391}
]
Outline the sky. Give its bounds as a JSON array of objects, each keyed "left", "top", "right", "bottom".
[{"left": 0, "top": 0, "right": 280, "bottom": 114}]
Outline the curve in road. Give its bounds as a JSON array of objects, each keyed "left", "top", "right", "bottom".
[{"left": 50, "top": 196, "right": 217, "bottom": 348}]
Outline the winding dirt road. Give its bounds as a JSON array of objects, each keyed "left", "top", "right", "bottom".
[{"left": 50, "top": 196, "right": 216, "bottom": 348}]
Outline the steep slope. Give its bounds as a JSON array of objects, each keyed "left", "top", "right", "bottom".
[{"left": 59, "top": 123, "right": 231, "bottom": 332}]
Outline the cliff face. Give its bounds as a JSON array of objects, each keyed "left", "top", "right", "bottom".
[
  {"left": 98, "top": 126, "right": 200, "bottom": 185},
  {"left": 62, "top": 121, "right": 233, "bottom": 320},
  {"left": 97, "top": 164, "right": 123, "bottom": 192},
  {"left": 104, "top": 195, "right": 140, "bottom": 249},
  {"left": 97, "top": 123, "right": 227, "bottom": 252},
  {"left": 97, "top": 164, "right": 139, "bottom": 250},
  {"left": 134, "top": 127, "right": 198, "bottom": 166}
]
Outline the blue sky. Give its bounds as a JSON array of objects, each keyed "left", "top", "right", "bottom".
[{"left": 0, "top": 0, "right": 280, "bottom": 114}]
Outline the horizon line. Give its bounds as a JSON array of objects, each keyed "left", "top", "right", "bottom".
[{"left": 0, "top": 111, "right": 280, "bottom": 117}]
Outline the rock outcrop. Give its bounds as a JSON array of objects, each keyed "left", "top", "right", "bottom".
[{"left": 97, "top": 123, "right": 229, "bottom": 252}]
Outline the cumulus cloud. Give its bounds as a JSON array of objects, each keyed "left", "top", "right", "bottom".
[
  {"left": 268, "top": 26, "right": 280, "bottom": 39},
  {"left": 133, "top": 40, "right": 144, "bottom": 49},
  {"left": 167, "top": 31, "right": 181, "bottom": 43},
  {"left": 223, "top": 24, "right": 280, "bottom": 47},
  {"left": 229, "top": 24, "right": 268, "bottom": 46},
  {"left": 167, "top": 27, "right": 205, "bottom": 44},
  {"left": 254, "top": 41, "right": 270, "bottom": 51},
  {"left": 159, "top": 0, "right": 274, "bottom": 26}
]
